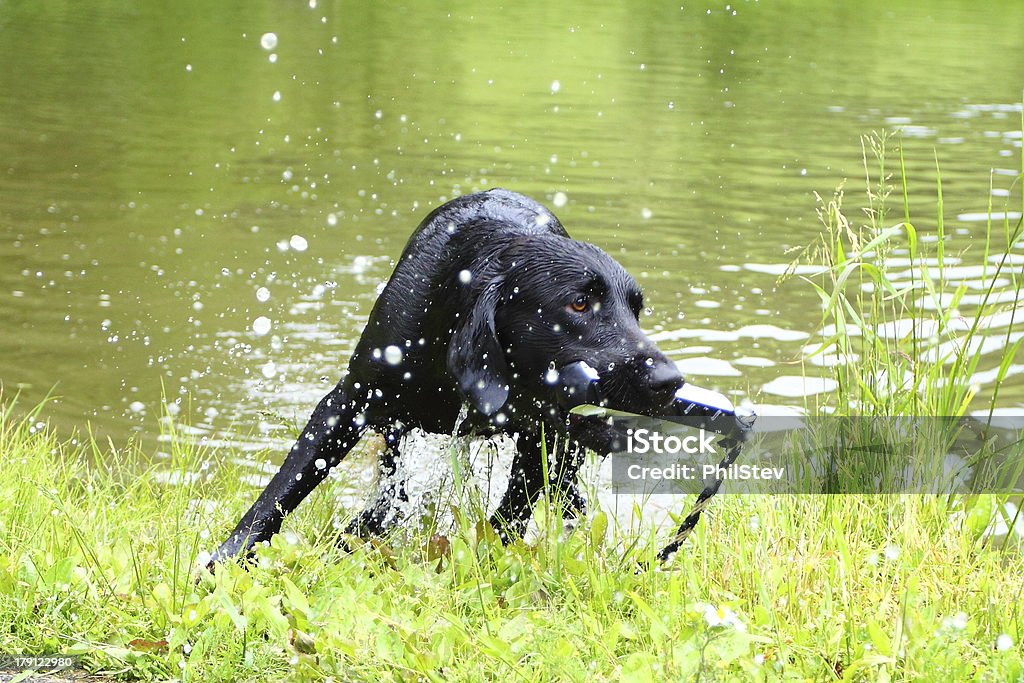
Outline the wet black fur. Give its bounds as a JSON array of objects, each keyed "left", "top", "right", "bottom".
[{"left": 210, "top": 189, "right": 682, "bottom": 564}]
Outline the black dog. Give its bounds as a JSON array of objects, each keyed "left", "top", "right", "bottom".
[{"left": 209, "top": 189, "right": 682, "bottom": 564}]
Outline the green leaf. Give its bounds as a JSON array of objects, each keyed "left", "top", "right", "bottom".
[
  {"left": 621, "top": 651, "right": 657, "bottom": 683},
  {"left": 628, "top": 591, "right": 670, "bottom": 644},
  {"left": 709, "top": 630, "right": 754, "bottom": 664},
  {"left": 603, "top": 620, "right": 623, "bottom": 651},
  {"left": 280, "top": 576, "right": 311, "bottom": 618},
  {"left": 856, "top": 224, "right": 904, "bottom": 258},
  {"left": 904, "top": 221, "right": 918, "bottom": 259},
  {"left": 215, "top": 589, "right": 248, "bottom": 633},
  {"left": 590, "top": 511, "right": 608, "bottom": 549},
  {"left": 150, "top": 581, "right": 174, "bottom": 614},
  {"left": 40, "top": 556, "right": 76, "bottom": 590},
  {"left": 431, "top": 627, "right": 456, "bottom": 668},
  {"left": 965, "top": 495, "right": 997, "bottom": 538},
  {"left": 866, "top": 618, "right": 892, "bottom": 657}
]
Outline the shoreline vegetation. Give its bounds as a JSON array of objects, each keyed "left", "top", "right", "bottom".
[{"left": 2, "top": 137, "right": 1024, "bottom": 681}]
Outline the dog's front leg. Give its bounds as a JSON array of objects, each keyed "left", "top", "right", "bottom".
[
  {"left": 208, "top": 381, "right": 365, "bottom": 566},
  {"left": 555, "top": 414, "right": 637, "bottom": 520},
  {"left": 568, "top": 414, "right": 630, "bottom": 455},
  {"left": 489, "top": 430, "right": 553, "bottom": 542},
  {"left": 550, "top": 442, "right": 588, "bottom": 520}
]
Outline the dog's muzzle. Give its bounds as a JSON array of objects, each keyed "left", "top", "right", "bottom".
[{"left": 554, "top": 360, "right": 755, "bottom": 441}]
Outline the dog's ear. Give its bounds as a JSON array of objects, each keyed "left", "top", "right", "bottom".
[{"left": 447, "top": 280, "right": 510, "bottom": 416}]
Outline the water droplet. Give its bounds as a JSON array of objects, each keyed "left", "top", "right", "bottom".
[
  {"left": 256, "top": 287, "right": 271, "bottom": 302},
  {"left": 550, "top": 80, "right": 561, "bottom": 93},
  {"left": 289, "top": 234, "right": 308, "bottom": 251},
  {"left": 384, "top": 345, "right": 403, "bottom": 365},
  {"left": 315, "top": 458, "right": 327, "bottom": 470},
  {"left": 129, "top": 401, "right": 145, "bottom": 413},
  {"left": 260, "top": 33, "right": 278, "bottom": 51},
  {"left": 252, "top": 316, "right": 272, "bottom": 336},
  {"left": 641, "top": 207, "right": 653, "bottom": 219},
  {"left": 552, "top": 191, "right": 568, "bottom": 208},
  {"left": 261, "top": 361, "right": 277, "bottom": 378},
  {"left": 272, "top": 90, "right": 282, "bottom": 102},
  {"left": 458, "top": 269, "right": 472, "bottom": 284},
  {"left": 544, "top": 367, "right": 560, "bottom": 385}
]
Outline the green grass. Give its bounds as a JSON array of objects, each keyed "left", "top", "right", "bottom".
[
  {"left": 776, "top": 130, "right": 1024, "bottom": 501},
  {"left": 797, "top": 131, "right": 1024, "bottom": 420},
  {"left": 1, "top": 398, "right": 1023, "bottom": 682},
  {"left": 2, "top": 133, "right": 1024, "bottom": 681}
]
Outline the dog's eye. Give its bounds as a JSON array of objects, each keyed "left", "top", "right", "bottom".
[{"left": 570, "top": 295, "right": 589, "bottom": 313}]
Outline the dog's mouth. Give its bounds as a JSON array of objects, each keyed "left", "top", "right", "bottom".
[
  {"left": 555, "top": 360, "right": 754, "bottom": 442},
  {"left": 553, "top": 360, "right": 683, "bottom": 414},
  {"left": 551, "top": 360, "right": 604, "bottom": 409}
]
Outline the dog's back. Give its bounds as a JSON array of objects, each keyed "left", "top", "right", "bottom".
[{"left": 347, "top": 189, "right": 568, "bottom": 431}]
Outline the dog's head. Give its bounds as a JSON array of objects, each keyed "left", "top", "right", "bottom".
[{"left": 447, "top": 234, "right": 682, "bottom": 422}]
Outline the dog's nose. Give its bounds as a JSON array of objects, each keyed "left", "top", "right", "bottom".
[{"left": 647, "top": 359, "right": 683, "bottom": 404}]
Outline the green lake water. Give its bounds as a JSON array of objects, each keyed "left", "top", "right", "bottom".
[{"left": 1, "top": 0, "right": 1022, "bottom": 454}]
